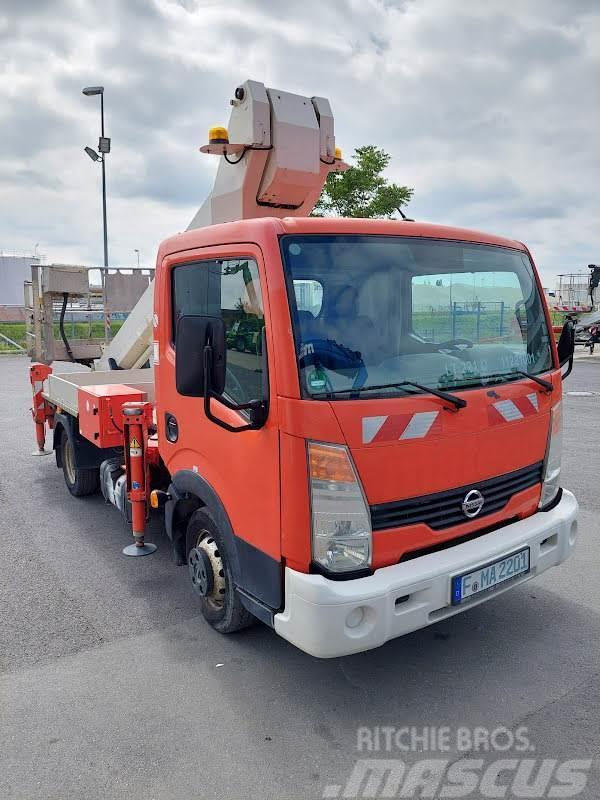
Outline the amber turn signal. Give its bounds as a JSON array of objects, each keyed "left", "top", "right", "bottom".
[
  {"left": 308, "top": 442, "right": 356, "bottom": 484},
  {"left": 150, "top": 489, "right": 170, "bottom": 509}
]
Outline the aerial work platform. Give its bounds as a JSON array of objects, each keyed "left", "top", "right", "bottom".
[{"left": 98, "top": 79, "right": 346, "bottom": 371}]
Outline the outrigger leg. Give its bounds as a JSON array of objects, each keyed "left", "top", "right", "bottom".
[
  {"left": 30, "top": 363, "right": 53, "bottom": 456},
  {"left": 121, "top": 401, "right": 157, "bottom": 556}
]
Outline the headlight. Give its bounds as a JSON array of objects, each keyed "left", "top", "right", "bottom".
[
  {"left": 308, "top": 441, "right": 372, "bottom": 574},
  {"left": 539, "top": 401, "right": 562, "bottom": 509}
]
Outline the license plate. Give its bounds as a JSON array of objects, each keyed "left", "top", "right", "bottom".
[{"left": 451, "top": 547, "right": 530, "bottom": 605}]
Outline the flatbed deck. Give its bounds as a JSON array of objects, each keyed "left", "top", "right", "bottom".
[{"left": 43, "top": 368, "right": 155, "bottom": 416}]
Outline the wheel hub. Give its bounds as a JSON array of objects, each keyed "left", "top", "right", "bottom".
[
  {"left": 188, "top": 532, "right": 226, "bottom": 606},
  {"left": 188, "top": 547, "right": 213, "bottom": 596}
]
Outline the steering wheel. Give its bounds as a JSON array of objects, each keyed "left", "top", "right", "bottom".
[
  {"left": 436, "top": 338, "right": 474, "bottom": 351},
  {"left": 298, "top": 338, "right": 367, "bottom": 391}
]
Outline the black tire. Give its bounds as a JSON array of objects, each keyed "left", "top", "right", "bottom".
[
  {"left": 185, "top": 509, "right": 255, "bottom": 633},
  {"left": 235, "top": 335, "right": 246, "bottom": 352},
  {"left": 61, "top": 430, "right": 100, "bottom": 497}
]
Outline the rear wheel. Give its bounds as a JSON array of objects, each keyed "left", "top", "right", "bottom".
[
  {"left": 61, "top": 431, "right": 99, "bottom": 497},
  {"left": 186, "top": 509, "right": 254, "bottom": 633},
  {"left": 235, "top": 335, "right": 246, "bottom": 352}
]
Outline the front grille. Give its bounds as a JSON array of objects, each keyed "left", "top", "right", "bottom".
[{"left": 370, "top": 462, "right": 544, "bottom": 532}]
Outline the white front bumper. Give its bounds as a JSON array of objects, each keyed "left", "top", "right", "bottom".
[{"left": 274, "top": 490, "right": 578, "bottom": 658}]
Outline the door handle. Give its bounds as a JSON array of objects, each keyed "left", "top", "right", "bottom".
[{"left": 165, "top": 413, "right": 179, "bottom": 443}]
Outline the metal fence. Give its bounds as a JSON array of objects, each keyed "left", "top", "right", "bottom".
[
  {"left": 0, "top": 308, "right": 130, "bottom": 355},
  {"left": 0, "top": 330, "right": 26, "bottom": 354},
  {"left": 413, "top": 301, "right": 508, "bottom": 343}
]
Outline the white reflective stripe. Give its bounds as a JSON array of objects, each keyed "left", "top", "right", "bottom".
[
  {"left": 527, "top": 393, "right": 539, "bottom": 411},
  {"left": 400, "top": 411, "right": 438, "bottom": 440},
  {"left": 494, "top": 399, "right": 524, "bottom": 421},
  {"left": 362, "top": 415, "right": 387, "bottom": 444}
]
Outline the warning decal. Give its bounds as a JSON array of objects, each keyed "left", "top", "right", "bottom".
[
  {"left": 129, "top": 436, "right": 142, "bottom": 456},
  {"left": 130, "top": 436, "right": 141, "bottom": 449},
  {"left": 362, "top": 411, "right": 441, "bottom": 444}
]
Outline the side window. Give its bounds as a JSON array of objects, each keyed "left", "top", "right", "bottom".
[{"left": 172, "top": 258, "right": 265, "bottom": 404}]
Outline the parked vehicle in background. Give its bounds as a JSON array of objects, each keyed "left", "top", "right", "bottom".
[
  {"left": 226, "top": 317, "right": 263, "bottom": 354},
  {"left": 584, "top": 323, "right": 600, "bottom": 354}
]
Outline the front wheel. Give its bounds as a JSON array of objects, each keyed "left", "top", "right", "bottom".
[
  {"left": 185, "top": 509, "right": 255, "bottom": 633},
  {"left": 61, "top": 430, "right": 99, "bottom": 497}
]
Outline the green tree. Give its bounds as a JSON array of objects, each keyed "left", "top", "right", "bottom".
[{"left": 313, "top": 145, "right": 413, "bottom": 218}]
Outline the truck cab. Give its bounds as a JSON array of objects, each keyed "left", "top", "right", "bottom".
[{"left": 154, "top": 215, "right": 578, "bottom": 657}]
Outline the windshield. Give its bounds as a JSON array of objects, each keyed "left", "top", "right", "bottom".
[{"left": 281, "top": 235, "right": 554, "bottom": 399}]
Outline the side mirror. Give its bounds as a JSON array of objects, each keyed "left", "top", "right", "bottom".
[
  {"left": 557, "top": 318, "right": 575, "bottom": 378},
  {"left": 175, "top": 315, "right": 226, "bottom": 397}
]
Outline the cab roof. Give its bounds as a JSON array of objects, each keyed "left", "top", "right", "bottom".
[{"left": 158, "top": 216, "right": 526, "bottom": 260}]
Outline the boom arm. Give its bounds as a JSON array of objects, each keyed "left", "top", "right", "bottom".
[{"left": 99, "top": 79, "right": 346, "bottom": 370}]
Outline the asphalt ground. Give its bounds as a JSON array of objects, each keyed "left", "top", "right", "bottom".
[{"left": 1, "top": 354, "right": 600, "bottom": 800}]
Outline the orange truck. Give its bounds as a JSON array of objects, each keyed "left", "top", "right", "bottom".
[{"left": 30, "top": 81, "right": 578, "bottom": 657}]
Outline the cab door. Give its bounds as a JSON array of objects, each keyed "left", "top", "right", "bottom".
[{"left": 155, "top": 244, "right": 281, "bottom": 572}]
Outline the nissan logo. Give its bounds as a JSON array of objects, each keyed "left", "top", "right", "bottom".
[{"left": 462, "top": 489, "right": 485, "bottom": 518}]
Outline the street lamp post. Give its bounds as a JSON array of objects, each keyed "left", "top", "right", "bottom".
[
  {"left": 99, "top": 90, "right": 108, "bottom": 270},
  {"left": 82, "top": 86, "right": 110, "bottom": 268},
  {"left": 83, "top": 85, "right": 111, "bottom": 339}
]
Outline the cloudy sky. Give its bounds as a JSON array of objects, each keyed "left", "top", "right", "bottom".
[{"left": 1, "top": 0, "right": 599, "bottom": 287}]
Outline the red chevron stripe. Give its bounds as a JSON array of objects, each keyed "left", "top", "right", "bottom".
[
  {"left": 488, "top": 405, "right": 507, "bottom": 426},
  {"left": 512, "top": 396, "right": 538, "bottom": 417},
  {"left": 371, "top": 414, "right": 412, "bottom": 443}
]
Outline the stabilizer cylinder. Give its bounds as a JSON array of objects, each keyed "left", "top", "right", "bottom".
[{"left": 121, "top": 401, "right": 157, "bottom": 557}]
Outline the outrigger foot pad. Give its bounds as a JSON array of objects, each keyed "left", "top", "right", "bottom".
[
  {"left": 32, "top": 449, "right": 53, "bottom": 456},
  {"left": 123, "top": 543, "right": 157, "bottom": 557}
]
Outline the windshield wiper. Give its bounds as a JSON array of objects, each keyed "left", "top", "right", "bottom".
[
  {"left": 478, "top": 370, "right": 553, "bottom": 393},
  {"left": 313, "top": 380, "right": 467, "bottom": 410}
]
